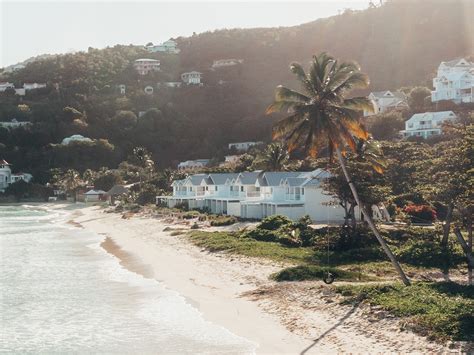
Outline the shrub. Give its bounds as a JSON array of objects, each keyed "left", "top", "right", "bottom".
[
  {"left": 258, "top": 215, "right": 293, "bottom": 230},
  {"left": 174, "top": 202, "right": 189, "bottom": 211},
  {"left": 210, "top": 216, "right": 237, "bottom": 226},
  {"left": 403, "top": 204, "right": 437, "bottom": 223},
  {"left": 244, "top": 228, "right": 279, "bottom": 242},
  {"left": 190, "top": 222, "right": 200, "bottom": 229},
  {"left": 272, "top": 265, "right": 368, "bottom": 282},
  {"left": 182, "top": 210, "right": 201, "bottom": 219},
  {"left": 394, "top": 239, "right": 465, "bottom": 268}
]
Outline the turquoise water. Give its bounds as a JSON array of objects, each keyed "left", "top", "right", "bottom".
[{"left": 0, "top": 205, "right": 256, "bottom": 353}]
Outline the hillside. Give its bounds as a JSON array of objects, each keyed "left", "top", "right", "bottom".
[{"left": 0, "top": 0, "right": 472, "bottom": 179}]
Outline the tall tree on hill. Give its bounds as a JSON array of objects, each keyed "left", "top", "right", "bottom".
[
  {"left": 261, "top": 143, "right": 289, "bottom": 171},
  {"left": 267, "top": 52, "right": 410, "bottom": 286}
]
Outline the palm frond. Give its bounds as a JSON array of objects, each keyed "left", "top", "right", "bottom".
[
  {"left": 289, "top": 62, "right": 315, "bottom": 95},
  {"left": 272, "top": 113, "right": 306, "bottom": 140},
  {"left": 342, "top": 96, "right": 374, "bottom": 112},
  {"left": 275, "top": 86, "right": 310, "bottom": 104}
]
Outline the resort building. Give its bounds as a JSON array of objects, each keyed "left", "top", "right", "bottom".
[
  {"left": 146, "top": 40, "right": 180, "bottom": 54},
  {"left": 133, "top": 59, "right": 161, "bottom": 75},
  {"left": 0, "top": 119, "right": 32, "bottom": 129},
  {"left": 0, "top": 82, "right": 14, "bottom": 92},
  {"left": 211, "top": 59, "right": 244, "bottom": 69},
  {"left": 431, "top": 58, "right": 474, "bottom": 104},
  {"left": 23, "top": 83, "right": 47, "bottom": 90},
  {"left": 0, "top": 159, "right": 33, "bottom": 192},
  {"left": 181, "top": 71, "right": 203, "bottom": 85},
  {"left": 61, "top": 134, "right": 93, "bottom": 145},
  {"left": 177, "top": 159, "right": 211, "bottom": 171},
  {"left": 157, "top": 170, "right": 350, "bottom": 222},
  {"left": 400, "top": 111, "right": 457, "bottom": 139},
  {"left": 228, "top": 141, "right": 264, "bottom": 152},
  {"left": 364, "top": 90, "right": 408, "bottom": 116}
]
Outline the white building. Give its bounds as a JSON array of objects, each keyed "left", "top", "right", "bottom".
[
  {"left": 177, "top": 159, "right": 210, "bottom": 171},
  {"left": 228, "top": 141, "right": 263, "bottom": 152},
  {"left": 211, "top": 59, "right": 243, "bottom": 69},
  {"left": 0, "top": 159, "right": 33, "bottom": 192},
  {"left": 431, "top": 58, "right": 474, "bottom": 104},
  {"left": 133, "top": 59, "right": 161, "bottom": 75},
  {"left": 157, "top": 170, "right": 350, "bottom": 222},
  {"left": 181, "top": 71, "right": 202, "bottom": 85},
  {"left": 84, "top": 189, "right": 106, "bottom": 202},
  {"left": 0, "top": 82, "right": 14, "bottom": 92},
  {"left": 23, "top": 83, "right": 47, "bottom": 90},
  {"left": 364, "top": 90, "right": 408, "bottom": 116},
  {"left": 146, "top": 40, "right": 180, "bottom": 54},
  {"left": 400, "top": 111, "right": 457, "bottom": 139},
  {"left": 157, "top": 82, "right": 182, "bottom": 88},
  {"left": 0, "top": 119, "right": 32, "bottom": 129},
  {"left": 118, "top": 84, "right": 126, "bottom": 94},
  {"left": 61, "top": 134, "right": 93, "bottom": 145}
]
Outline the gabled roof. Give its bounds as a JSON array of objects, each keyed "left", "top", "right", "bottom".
[
  {"left": 282, "top": 177, "right": 307, "bottom": 187},
  {"left": 208, "top": 173, "right": 239, "bottom": 185},
  {"left": 84, "top": 189, "right": 106, "bottom": 195},
  {"left": 105, "top": 185, "right": 129, "bottom": 196},
  {"left": 407, "top": 111, "right": 457, "bottom": 122},
  {"left": 441, "top": 58, "right": 474, "bottom": 67},
  {"left": 260, "top": 172, "right": 302, "bottom": 186},
  {"left": 185, "top": 174, "right": 210, "bottom": 186},
  {"left": 370, "top": 90, "right": 406, "bottom": 100},
  {"left": 135, "top": 58, "right": 160, "bottom": 62},
  {"left": 0, "top": 159, "right": 10, "bottom": 165},
  {"left": 236, "top": 171, "right": 262, "bottom": 185}
]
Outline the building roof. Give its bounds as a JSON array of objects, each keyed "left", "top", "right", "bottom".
[
  {"left": 208, "top": 173, "right": 239, "bottom": 185},
  {"left": 370, "top": 90, "right": 406, "bottom": 100},
  {"left": 182, "top": 71, "right": 202, "bottom": 75},
  {"left": 236, "top": 171, "right": 262, "bottom": 185},
  {"left": 441, "top": 58, "right": 474, "bottom": 67},
  {"left": 185, "top": 174, "right": 211, "bottom": 186},
  {"left": 407, "top": 111, "right": 457, "bottom": 123},
  {"left": 135, "top": 58, "right": 160, "bottom": 62},
  {"left": 105, "top": 185, "right": 129, "bottom": 196},
  {"left": 260, "top": 172, "right": 302, "bottom": 186},
  {"left": 84, "top": 189, "right": 106, "bottom": 195}
]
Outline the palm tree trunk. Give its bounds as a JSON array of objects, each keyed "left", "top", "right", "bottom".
[{"left": 336, "top": 148, "right": 410, "bottom": 286}]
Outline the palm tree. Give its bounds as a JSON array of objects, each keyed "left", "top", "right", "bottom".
[
  {"left": 61, "top": 169, "right": 83, "bottom": 202},
  {"left": 262, "top": 143, "right": 289, "bottom": 171},
  {"left": 267, "top": 52, "right": 410, "bottom": 286}
]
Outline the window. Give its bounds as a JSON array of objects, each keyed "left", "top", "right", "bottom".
[
  {"left": 240, "top": 186, "right": 244, "bottom": 192},
  {"left": 301, "top": 188, "right": 305, "bottom": 195},
  {"left": 215, "top": 186, "right": 218, "bottom": 191},
  {"left": 420, "top": 120, "right": 425, "bottom": 125}
]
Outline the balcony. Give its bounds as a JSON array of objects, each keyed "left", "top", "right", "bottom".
[{"left": 247, "top": 191, "right": 262, "bottom": 198}]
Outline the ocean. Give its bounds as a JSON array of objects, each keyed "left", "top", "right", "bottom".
[{"left": 0, "top": 205, "right": 256, "bottom": 354}]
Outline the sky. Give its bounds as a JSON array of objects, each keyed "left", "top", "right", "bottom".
[{"left": 0, "top": 0, "right": 368, "bottom": 68}]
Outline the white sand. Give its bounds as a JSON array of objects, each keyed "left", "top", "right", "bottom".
[{"left": 69, "top": 205, "right": 449, "bottom": 354}]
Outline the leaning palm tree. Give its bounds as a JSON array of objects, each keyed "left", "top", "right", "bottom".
[
  {"left": 267, "top": 52, "right": 410, "bottom": 286},
  {"left": 262, "top": 143, "right": 289, "bottom": 171}
]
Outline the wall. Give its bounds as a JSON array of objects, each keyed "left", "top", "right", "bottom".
[{"left": 304, "top": 188, "right": 346, "bottom": 222}]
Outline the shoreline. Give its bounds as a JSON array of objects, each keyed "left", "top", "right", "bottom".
[{"left": 67, "top": 205, "right": 448, "bottom": 354}]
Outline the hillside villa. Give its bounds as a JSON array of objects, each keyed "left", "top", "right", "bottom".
[
  {"left": 0, "top": 119, "right": 32, "bottom": 129},
  {"left": 177, "top": 159, "right": 210, "bottom": 170},
  {"left": 364, "top": 90, "right": 408, "bottom": 116},
  {"left": 157, "top": 170, "right": 389, "bottom": 222},
  {"left": 431, "top": 58, "right": 474, "bottom": 104},
  {"left": 61, "top": 134, "right": 93, "bottom": 145},
  {"left": 0, "top": 159, "right": 33, "bottom": 192},
  {"left": 211, "top": 59, "right": 244, "bottom": 69},
  {"left": 146, "top": 40, "right": 180, "bottom": 54},
  {"left": 181, "top": 71, "right": 203, "bottom": 85},
  {"left": 400, "top": 110, "right": 457, "bottom": 139},
  {"left": 133, "top": 59, "right": 161, "bottom": 75},
  {"left": 228, "top": 141, "right": 264, "bottom": 152}
]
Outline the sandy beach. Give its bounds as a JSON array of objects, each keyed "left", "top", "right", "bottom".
[{"left": 68, "top": 205, "right": 449, "bottom": 354}]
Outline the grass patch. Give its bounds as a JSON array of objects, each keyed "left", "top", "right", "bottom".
[
  {"left": 210, "top": 215, "right": 237, "bottom": 226},
  {"left": 187, "top": 231, "right": 313, "bottom": 263},
  {"left": 335, "top": 282, "right": 474, "bottom": 342},
  {"left": 271, "top": 265, "right": 375, "bottom": 282}
]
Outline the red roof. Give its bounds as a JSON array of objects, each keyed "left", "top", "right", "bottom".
[{"left": 0, "top": 159, "right": 10, "bottom": 165}]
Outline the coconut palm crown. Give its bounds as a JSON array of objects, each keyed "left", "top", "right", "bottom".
[{"left": 267, "top": 52, "right": 374, "bottom": 158}]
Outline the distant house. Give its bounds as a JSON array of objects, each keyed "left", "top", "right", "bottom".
[
  {"left": 146, "top": 40, "right": 180, "bottom": 54},
  {"left": 228, "top": 141, "right": 263, "bottom": 152},
  {"left": 105, "top": 184, "right": 129, "bottom": 205},
  {"left": 225, "top": 155, "right": 241, "bottom": 164},
  {"left": 181, "top": 71, "right": 202, "bottom": 85},
  {"left": 23, "top": 83, "right": 46, "bottom": 90},
  {"left": 83, "top": 189, "right": 106, "bottom": 203},
  {"left": 365, "top": 90, "right": 408, "bottom": 116},
  {"left": 0, "top": 159, "right": 33, "bottom": 192},
  {"left": 211, "top": 59, "right": 243, "bottom": 69},
  {"left": 0, "top": 82, "right": 14, "bottom": 92},
  {"left": 61, "top": 134, "right": 93, "bottom": 145},
  {"left": 177, "top": 159, "right": 210, "bottom": 170},
  {"left": 157, "top": 82, "right": 182, "bottom": 88},
  {"left": 133, "top": 59, "right": 161, "bottom": 75},
  {"left": 400, "top": 111, "right": 457, "bottom": 139},
  {"left": 0, "top": 119, "right": 32, "bottom": 129},
  {"left": 431, "top": 58, "right": 474, "bottom": 104}
]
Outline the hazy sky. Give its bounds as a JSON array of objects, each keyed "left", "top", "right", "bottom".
[{"left": 0, "top": 0, "right": 368, "bottom": 67}]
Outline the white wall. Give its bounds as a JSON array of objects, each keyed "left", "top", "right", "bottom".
[
  {"left": 275, "top": 205, "right": 305, "bottom": 221},
  {"left": 304, "top": 188, "right": 346, "bottom": 222},
  {"left": 227, "top": 202, "right": 241, "bottom": 217}
]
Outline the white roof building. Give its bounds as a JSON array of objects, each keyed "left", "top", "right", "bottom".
[
  {"left": 431, "top": 58, "right": 474, "bottom": 104},
  {"left": 0, "top": 159, "right": 33, "bottom": 192},
  {"left": 0, "top": 119, "right": 32, "bottom": 129},
  {"left": 133, "top": 59, "right": 161, "bottom": 75},
  {"left": 177, "top": 159, "right": 210, "bottom": 170},
  {"left": 181, "top": 71, "right": 203, "bottom": 85},
  {"left": 23, "top": 83, "right": 47, "bottom": 90},
  {"left": 400, "top": 111, "right": 457, "bottom": 139},
  {"left": 211, "top": 59, "right": 244, "bottom": 69},
  {"left": 365, "top": 90, "right": 408, "bottom": 116},
  {"left": 61, "top": 134, "right": 93, "bottom": 145},
  {"left": 146, "top": 40, "right": 180, "bottom": 54},
  {"left": 228, "top": 141, "right": 264, "bottom": 152}
]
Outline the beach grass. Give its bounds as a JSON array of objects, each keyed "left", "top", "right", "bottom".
[{"left": 335, "top": 282, "right": 474, "bottom": 342}]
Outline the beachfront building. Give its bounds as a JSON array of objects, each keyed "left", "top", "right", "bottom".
[
  {"left": 0, "top": 159, "right": 33, "bottom": 192},
  {"left": 83, "top": 189, "right": 106, "bottom": 202},
  {"left": 133, "top": 59, "right": 161, "bottom": 75},
  {"left": 181, "top": 71, "right": 203, "bottom": 85},
  {"left": 0, "top": 119, "right": 32, "bottom": 129},
  {"left": 61, "top": 134, "right": 93, "bottom": 145},
  {"left": 400, "top": 111, "right": 457, "bottom": 139},
  {"left": 211, "top": 59, "right": 244, "bottom": 69},
  {"left": 177, "top": 159, "right": 210, "bottom": 171},
  {"left": 146, "top": 40, "right": 180, "bottom": 54},
  {"left": 364, "top": 90, "right": 408, "bottom": 116},
  {"left": 228, "top": 141, "right": 264, "bottom": 152},
  {"left": 431, "top": 58, "right": 474, "bottom": 104},
  {"left": 158, "top": 170, "right": 352, "bottom": 222}
]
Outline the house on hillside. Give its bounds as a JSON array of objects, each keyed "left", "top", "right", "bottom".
[
  {"left": 400, "top": 111, "right": 457, "bottom": 139},
  {"left": 364, "top": 90, "right": 408, "bottom": 116},
  {"left": 228, "top": 141, "right": 263, "bottom": 152},
  {"left": 133, "top": 59, "right": 161, "bottom": 75},
  {"left": 84, "top": 189, "right": 106, "bottom": 203},
  {"left": 0, "top": 159, "right": 33, "bottom": 192},
  {"left": 211, "top": 59, "right": 244, "bottom": 69},
  {"left": 61, "top": 134, "right": 93, "bottom": 145},
  {"left": 177, "top": 159, "right": 210, "bottom": 171},
  {"left": 157, "top": 82, "right": 182, "bottom": 88},
  {"left": 0, "top": 82, "right": 14, "bottom": 92},
  {"left": 23, "top": 83, "right": 47, "bottom": 90},
  {"left": 431, "top": 58, "right": 474, "bottom": 104},
  {"left": 146, "top": 40, "right": 180, "bottom": 54},
  {"left": 181, "top": 71, "right": 203, "bottom": 85},
  {"left": 0, "top": 119, "right": 32, "bottom": 129}
]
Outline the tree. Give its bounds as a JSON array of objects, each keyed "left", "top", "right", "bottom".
[
  {"left": 4, "top": 180, "right": 29, "bottom": 201},
  {"left": 267, "top": 52, "right": 410, "bottom": 285},
  {"left": 408, "top": 86, "right": 431, "bottom": 112},
  {"left": 258, "top": 143, "right": 289, "bottom": 171},
  {"left": 365, "top": 111, "right": 405, "bottom": 140},
  {"left": 58, "top": 169, "right": 83, "bottom": 202}
]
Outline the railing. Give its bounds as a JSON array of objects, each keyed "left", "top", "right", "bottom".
[{"left": 247, "top": 191, "right": 261, "bottom": 198}]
